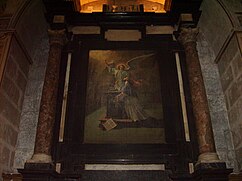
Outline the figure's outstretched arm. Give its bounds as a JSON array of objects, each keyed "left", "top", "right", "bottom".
[{"left": 105, "top": 60, "right": 116, "bottom": 74}]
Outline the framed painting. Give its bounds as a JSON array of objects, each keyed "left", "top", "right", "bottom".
[
  {"left": 84, "top": 50, "right": 165, "bottom": 144},
  {"left": 54, "top": 37, "right": 197, "bottom": 173}
]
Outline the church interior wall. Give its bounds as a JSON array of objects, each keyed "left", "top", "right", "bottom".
[
  {"left": 0, "top": 0, "right": 241, "bottom": 179},
  {"left": 0, "top": 0, "right": 49, "bottom": 179},
  {"left": 198, "top": 0, "right": 234, "bottom": 58},
  {"left": 0, "top": 35, "right": 30, "bottom": 178},
  {"left": 198, "top": 0, "right": 242, "bottom": 172},
  {"left": 12, "top": 0, "right": 49, "bottom": 173},
  {"left": 197, "top": 33, "right": 237, "bottom": 170},
  {"left": 217, "top": 33, "right": 242, "bottom": 172},
  {"left": 13, "top": 35, "right": 49, "bottom": 172}
]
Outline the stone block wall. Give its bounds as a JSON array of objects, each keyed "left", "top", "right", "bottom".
[
  {"left": 217, "top": 33, "right": 242, "bottom": 170},
  {"left": 0, "top": 35, "right": 30, "bottom": 177},
  {"left": 197, "top": 33, "right": 236, "bottom": 169},
  {"left": 13, "top": 35, "right": 48, "bottom": 170},
  {"left": 0, "top": 0, "right": 48, "bottom": 179},
  {"left": 198, "top": 0, "right": 242, "bottom": 172},
  {"left": 12, "top": 0, "right": 49, "bottom": 171},
  {"left": 198, "top": 0, "right": 233, "bottom": 58}
]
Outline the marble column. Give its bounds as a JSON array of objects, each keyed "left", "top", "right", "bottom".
[
  {"left": 178, "top": 28, "right": 220, "bottom": 163},
  {"left": 29, "top": 29, "right": 66, "bottom": 163}
]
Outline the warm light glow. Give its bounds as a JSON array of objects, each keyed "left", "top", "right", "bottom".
[{"left": 79, "top": 0, "right": 170, "bottom": 13}]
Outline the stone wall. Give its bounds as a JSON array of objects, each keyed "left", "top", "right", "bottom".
[
  {"left": 197, "top": 33, "right": 236, "bottom": 169},
  {"left": 0, "top": 35, "right": 30, "bottom": 178},
  {"left": 13, "top": 0, "right": 49, "bottom": 171},
  {"left": 199, "top": 0, "right": 233, "bottom": 58},
  {"left": 218, "top": 33, "right": 242, "bottom": 171},
  {"left": 13, "top": 35, "right": 48, "bottom": 170},
  {"left": 0, "top": 0, "right": 241, "bottom": 179},
  {"left": 0, "top": 0, "right": 48, "bottom": 179},
  {"left": 198, "top": 0, "right": 242, "bottom": 172},
  {"left": 12, "top": 0, "right": 49, "bottom": 171}
]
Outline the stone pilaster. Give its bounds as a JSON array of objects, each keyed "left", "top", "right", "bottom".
[
  {"left": 29, "top": 29, "right": 66, "bottom": 163},
  {"left": 178, "top": 28, "right": 220, "bottom": 164}
]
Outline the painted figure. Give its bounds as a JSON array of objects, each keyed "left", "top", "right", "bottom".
[
  {"left": 106, "top": 61, "right": 129, "bottom": 91},
  {"left": 115, "top": 77, "right": 148, "bottom": 122}
]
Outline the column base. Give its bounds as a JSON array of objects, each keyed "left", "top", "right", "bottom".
[
  {"left": 27, "top": 153, "right": 52, "bottom": 163},
  {"left": 18, "top": 163, "right": 58, "bottom": 181},
  {"left": 197, "top": 152, "right": 222, "bottom": 163},
  {"left": 195, "top": 152, "right": 226, "bottom": 170},
  {"left": 193, "top": 156, "right": 232, "bottom": 181}
]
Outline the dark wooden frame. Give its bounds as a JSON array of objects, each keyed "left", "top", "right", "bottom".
[{"left": 53, "top": 33, "right": 198, "bottom": 175}]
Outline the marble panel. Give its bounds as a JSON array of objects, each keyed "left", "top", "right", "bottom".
[
  {"left": 70, "top": 26, "right": 101, "bottom": 34},
  {"left": 24, "top": 80, "right": 44, "bottom": 97},
  {"left": 85, "top": 164, "right": 165, "bottom": 170},
  {"left": 146, "top": 25, "right": 174, "bottom": 34},
  {"left": 207, "top": 94, "right": 228, "bottom": 113},
  {"left": 16, "top": 112, "right": 38, "bottom": 148},
  {"left": 80, "top": 170, "right": 172, "bottom": 181},
  {"left": 27, "top": 65, "right": 47, "bottom": 82},
  {"left": 14, "top": 148, "right": 33, "bottom": 169},
  {"left": 20, "top": 96, "right": 41, "bottom": 113},
  {"left": 105, "top": 30, "right": 141, "bottom": 41}
]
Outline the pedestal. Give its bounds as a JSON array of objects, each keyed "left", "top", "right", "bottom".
[
  {"left": 18, "top": 163, "right": 58, "bottom": 181},
  {"left": 190, "top": 162, "right": 231, "bottom": 181}
]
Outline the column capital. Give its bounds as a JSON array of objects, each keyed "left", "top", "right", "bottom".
[
  {"left": 178, "top": 27, "right": 199, "bottom": 45},
  {"left": 48, "top": 29, "right": 67, "bottom": 46}
]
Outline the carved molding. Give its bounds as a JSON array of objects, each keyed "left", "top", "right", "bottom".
[
  {"left": 178, "top": 27, "right": 199, "bottom": 45},
  {"left": 48, "top": 29, "right": 67, "bottom": 46}
]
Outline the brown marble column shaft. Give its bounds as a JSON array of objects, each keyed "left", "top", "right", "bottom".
[
  {"left": 178, "top": 28, "right": 219, "bottom": 162},
  {"left": 30, "top": 29, "right": 66, "bottom": 163}
]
